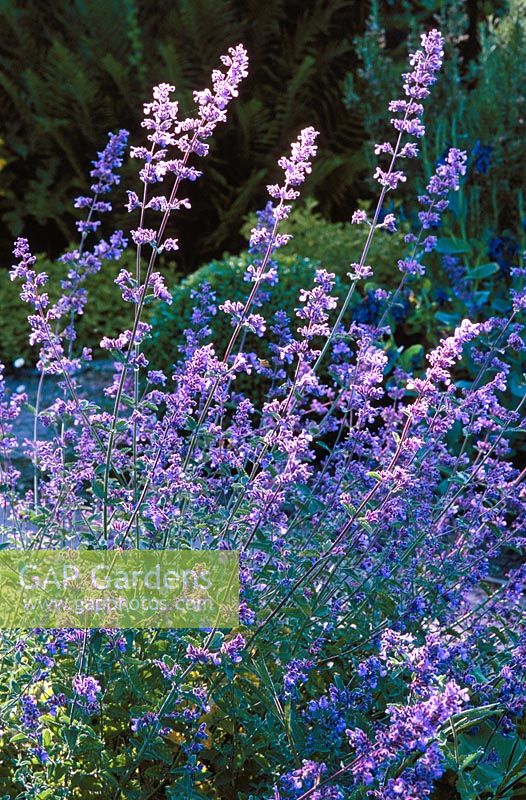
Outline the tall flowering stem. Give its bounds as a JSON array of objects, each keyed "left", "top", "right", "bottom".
[
  {"left": 101, "top": 45, "right": 248, "bottom": 537},
  {"left": 313, "top": 29, "right": 444, "bottom": 375},
  {"left": 311, "top": 146, "right": 468, "bottom": 446},
  {"left": 220, "top": 33, "right": 446, "bottom": 549},
  {"left": 16, "top": 130, "right": 129, "bottom": 509},
  {"left": 378, "top": 147, "right": 467, "bottom": 325},
  {"left": 10, "top": 241, "right": 103, "bottom": 444}
]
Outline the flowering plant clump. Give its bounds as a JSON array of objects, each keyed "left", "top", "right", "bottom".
[{"left": 0, "top": 34, "right": 525, "bottom": 800}]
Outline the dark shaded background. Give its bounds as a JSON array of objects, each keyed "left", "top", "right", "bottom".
[{"left": 0, "top": 0, "right": 504, "bottom": 272}]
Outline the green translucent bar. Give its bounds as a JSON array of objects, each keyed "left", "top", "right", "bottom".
[{"left": 0, "top": 550, "right": 239, "bottom": 629}]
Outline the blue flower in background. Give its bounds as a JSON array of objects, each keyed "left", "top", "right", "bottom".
[
  {"left": 472, "top": 140, "right": 493, "bottom": 175},
  {"left": 434, "top": 287, "right": 449, "bottom": 306},
  {"left": 489, "top": 234, "right": 520, "bottom": 274},
  {"left": 353, "top": 290, "right": 382, "bottom": 325},
  {"left": 353, "top": 290, "right": 409, "bottom": 325}
]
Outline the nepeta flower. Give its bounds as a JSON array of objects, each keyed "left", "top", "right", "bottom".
[
  {"left": 374, "top": 30, "right": 444, "bottom": 193},
  {"left": 220, "top": 633, "right": 246, "bottom": 663},
  {"left": 142, "top": 82, "right": 180, "bottom": 147},
  {"left": 398, "top": 257, "right": 426, "bottom": 276},
  {"left": 396, "top": 148, "right": 467, "bottom": 278},
  {"left": 243, "top": 128, "right": 319, "bottom": 290},
  {"left": 402, "top": 29, "right": 444, "bottom": 100},
  {"left": 21, "top": 695, "right": 40, "bottom": 732},
  {"left": 10, "top": 238, "right": 39, "bottom": 282},
  {"left": 100, "top": 321, "right": 152, "bottom": 352},
  {"left": 161, "top": 237, "right": 179, "bottom": 251},
  {"left": 185, "top": 644, "right": 221, "bottom": 666},
  {"left": 131, "top": 711, "right": 159, "bottom": 732},
  {"left": 346, "top": 682, "right": 467, "bottom": 790},
  {"left": 511, "top": 288, "right": 526, "bottom": 313},
  {"left": 418, "top": 148, "right": 467, "bottom": 231},
  {"left": 189, "top": 44, "right": 249, "bottom": 147},
  {"left": 277, "top": 760, "right": 341, "bottom": 800},
  {"left": 426, "top": 319, "right": 482, "bottom": 386},
  {"left": 131, "top": 227, "right": 157, "bottom": 246},
  {"left": 220, "top": 300, "right": 267, "bottom": 337},
  {"left": 115, "top": 269, "right": 172, "bottom": 304},
  {"left": 374, "top": 168, "right": 407, "bottom": 191},
  {"left": 275, "top": 126, "right": 319, "bottom": 189},
  {"left": 82, "top": 128, "right": 129, "bottom": 197},
  {"left": 283, "top": 658, "right": 315, "bottom": 700},
  {"left": 381, "top": 213, "right": 397, "bottom": 232},
  {"left": 287, "top": 269, "right": 338, "bottom": 362},
  {"left": 369, "top": 743, "right": 444, "bottom": 800},
  {"left": 9, "top": 240, "right": 75, "bottom": 375},
  {"left": 58, "top": 229, "right": 128, "bottom": 326},
  {"left": 349, "top": 263, "right": 374, "bottom": 280},
  {"left": 130, "top": 45, "right": 248, "bottom": 194},
  {"left": 245, "top": 202, "right": 282, "bottom": 286},
  {"left": 12, "top": 132, "right": 129, "bottom": 379},
  {"left": 352, "top": 209, "right": 369, "bottom": 225},
  {"left": 179, "top": 281, "right": 217, "bottom": 359},
  {"left": 72, "top": 674, "right": 101, "bottom": 710}
]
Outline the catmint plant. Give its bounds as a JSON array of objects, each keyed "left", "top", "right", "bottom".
[{"left": 0, "top": 31, "right": 525, "bottom": 800}]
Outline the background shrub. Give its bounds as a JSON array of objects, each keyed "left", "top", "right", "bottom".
[{"left": 148, "top": 201, "right": 408, "bottom": 372}]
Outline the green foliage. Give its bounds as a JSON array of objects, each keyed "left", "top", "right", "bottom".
[
  {"left": 463, "top": 0, "right": 526, "bottom": 232},
  {"left": 440, "top": 718, "right": 526, "bottom": 799},
  {"left": 0, "top": 0, "right": 367, "bottom": 268}
]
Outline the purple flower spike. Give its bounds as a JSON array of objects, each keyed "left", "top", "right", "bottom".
[
  {"left": 89, "top": 129, "right": 129, "bottom": 193},
  {"left": 389, "top": 29, "right": 444, "bottom": 140},
  {"left": 275, "top": 126, "right": 319, "bottom": 190},
  {"left": 403, "top": 29, "right": 444, "bottom": 102},
  {"left": 72, "top": 674, "right": 101, "bottom": 711},
  {"left": 241, "top": 127, "right": 319, "bottom": 291},
  {"left": 142, "top": 83, "right": 180, "bottom": 147},
  {"left": 220, "top": 633, "right": 246, "bottom": 663},
  {"left": 130, "top": 44, "right": 248, "bottom": 210},
  {"left": 192, "top": 44, "right": 249, "bottom": 142},
  {"left": 373, "top": 30, "right": 444, "bottom": 194},
  {"left": 418, "top": 147, "right": 467, "bottom": 231},
  {"left": 396, "top": 147, "right": 466, "bottom": 278}
]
